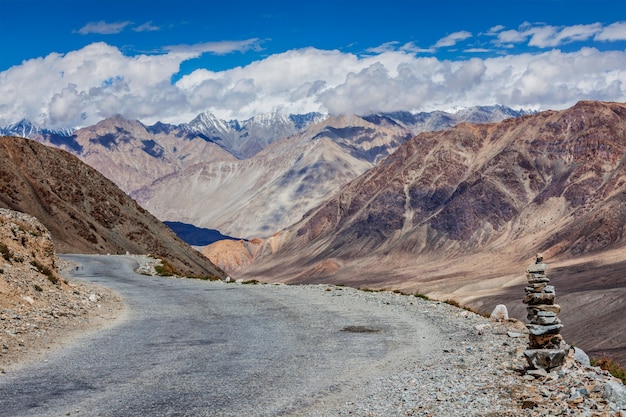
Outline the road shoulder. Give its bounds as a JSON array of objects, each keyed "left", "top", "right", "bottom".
[{"left": 0, "top": 258, "right": 127, "bottom": 373}]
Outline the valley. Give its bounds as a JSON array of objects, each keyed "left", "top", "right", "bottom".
[{"left": 1, "top": 101, "right": 625, "bottom": 367}]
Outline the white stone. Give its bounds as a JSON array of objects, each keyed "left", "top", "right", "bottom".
[
  {"left": 602, "top": 380, "right": 626, "bottom": 409},
  {"left": 490, "top": 304, "right": 508, "bottom": 321},
  {"left": 527, "top": 262, "right": 547, "bottom": 273},
  {"left": 527, "top": 368, "right": 548, "bottom": 378},
  {"left": 573, "top": 347, "right": 591, "bottom": 366}
]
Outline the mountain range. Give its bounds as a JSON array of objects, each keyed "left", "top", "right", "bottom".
[
  {"left": 226, "top": 100, "right": 626, "bottom": 365},
  {"left": 5, "top": 102, "right": 624, "bottom": 364},
  {"left": 1, "top": 105, "right": 531, "bottom": 239},
  {"left": 0, "top": 135, "right": 226, "bottom": 279}
]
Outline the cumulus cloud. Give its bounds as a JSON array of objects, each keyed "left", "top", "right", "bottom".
[
  {"left": 76, "top": 20, "right": 133, "bottom": 35},
  {"left": 0, "top": 41, "right": 625, "bottom": 129}
]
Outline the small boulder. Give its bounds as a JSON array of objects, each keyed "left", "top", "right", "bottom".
[
  {"left": 602, "top": 380, "right": 626, "bottom": 409},
  {"left": 572, "top": 346, "right": 591, "bottom": 367},
  {"left": 490, "top": 304, "right": 509, "bottom": 321}
]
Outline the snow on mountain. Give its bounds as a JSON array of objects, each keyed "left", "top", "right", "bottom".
[
  {"left": 181, "top": 111, "right": 326, "bottom": 159},
  {"left": 0, "top": 119, "right": 75, "bottom": 138}
]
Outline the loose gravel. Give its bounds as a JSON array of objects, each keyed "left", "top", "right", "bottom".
[{"left": 2, "top": 254, "right": 625, "bottom": 416}]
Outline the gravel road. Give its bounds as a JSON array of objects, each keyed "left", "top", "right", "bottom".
[
  {"left": 0, "top": 254, "right": 453, "bottom": 416},
  {"left": 6, "top": 255, "right": 620, "bottom": 416}
]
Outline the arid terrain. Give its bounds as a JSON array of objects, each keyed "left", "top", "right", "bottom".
[
  {"left": 1, "top": 101, "right": 625, "bottom": 367},
  {"left": 221, "top": 101, "right": 626, "bottom": 365},
  {"left": 0, "top": 136, "right": 226, "bottom": 279},
  {"left": 0, "top": 209, "right": 124, "bottom": 370}
]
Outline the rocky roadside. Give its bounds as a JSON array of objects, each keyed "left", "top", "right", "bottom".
[
  {"left": 1, "top": 208, "right": 625, "bottom": 415},
  {"left": 0, "top": 208, "right": 125, "bottom": 372},
  {"left": 0, "top": 261, "right": 124, "bottom": 372},
  {"left": 267, "top": 284, "right": 626, "bottom": 417}
]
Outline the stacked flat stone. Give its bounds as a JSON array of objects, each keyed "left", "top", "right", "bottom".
[{"left": 522, "top": 254, "right": 570, "bottom": 372}]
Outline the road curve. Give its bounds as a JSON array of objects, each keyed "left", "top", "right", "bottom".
[{"left": 0, "top": 255, "right": 444, "bottom": 416}]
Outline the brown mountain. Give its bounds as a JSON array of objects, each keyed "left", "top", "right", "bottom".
[
  {"left": 233, "top": 101, "right": 626, "bottom": 364},
  {"left": 129, "top": 108, "right": 529, "bottom": 238},
  {"left": 58, "top": 115, "right": 237, "bottom": 194},
  {"left": 6, "top": 108, "right": 525, "bottom": 240},
  {"left": 133, "top": 114, "right": 413, "bottom": 238},
  {"left": 0, "top": 136, "right": 226, "bottom": 279}
]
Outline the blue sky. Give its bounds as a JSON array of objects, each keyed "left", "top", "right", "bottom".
[{"left": 1, "top": 0, "right": 625, "bottom": 128}]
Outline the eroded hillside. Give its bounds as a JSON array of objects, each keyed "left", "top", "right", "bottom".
[
  {"left": 0, "top": 208, "right": 120, "bottom": 368},
  {"left": 0, "top": 136, "right": 226, "bottom": 279},
  {"left": 233, "top": 101, "right": 626, "bottom": 364}
]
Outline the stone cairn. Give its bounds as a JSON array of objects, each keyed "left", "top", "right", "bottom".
[{"left": 523, "top": 254, "right": 570, "bottom": 372}]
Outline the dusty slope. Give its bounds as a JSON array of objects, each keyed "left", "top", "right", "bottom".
[
  {"left": 65, "top": 116, "right": 237, "bottom": 193},
  {"left": 232, "top": 101, "right": 626, "bottom": 365},
  {"left": 0, "top": 208, "right": 123, "bottom": 370},
  {"left": 138, "top": 109, "right": 527, "bottom": 239},
  {"left": 134, "top": 115, "right": 410, "bottom": 238},
  {"left": 5, "top": 108, "right": 527, "bottom": 240},
  {"left": 0, "top": 136, "right": 226, "bottom": 279}
]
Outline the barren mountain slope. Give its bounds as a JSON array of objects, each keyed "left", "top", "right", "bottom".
[
  {"left": 134, "top": 115, "right": 412, "bottom": 238},
  {"left": 0, "top": 136, "right": 226, "bottom": 279},
  {"left": 3, "top": 108, "right": 527, "bottom": 241},
  {"left": 183, "top": 111, "right": 325, "bottom": 159},
  {"left": 233, "top": 101, "right": 626, "bottom": 364},
  {"left": 67, "top": 116, "right": 237, "bottom": 193}
]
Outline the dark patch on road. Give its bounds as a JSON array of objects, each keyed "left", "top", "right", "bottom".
[{"left": 341, "top": 325, "right": 382, "bottom": 333}]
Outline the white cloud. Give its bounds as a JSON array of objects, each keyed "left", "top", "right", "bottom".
[
  {"left": 133, "top": 21, "right": 161, "bottom": 32},
  {"left": 0, "top": 42, "right": 188, "bottom": 128},
  {"left": 493, "top": 22, "right": 614, "bottom": 48},
  {"left": 165, "top": 39, "right": 263, "bottom": 55},
  {"left": 366, "top": 41, "right": 400, "bottom": 54},
  {"left": 527, "top": 23, "right": 602, "bottom": 48},
  {"left": 464, "top": 48, "right": 491, "bottom": 53},
  {"left": 76, "top": 20, "right": 133, "bottom": 35},
  {"left": 366, "top": 41, "right": 432, "bottom": 55},
  {"left": 595, "top": 21, "right": 626, "bottom": 41},
  {"left": 0, "top": 42, "right": 625, "bottom": 129},
  {"left": 433, "top": 31, "right": 472, "bottom": 48},
  {"left": 487, "top": 25, "right": 506, "bottom": 34}
]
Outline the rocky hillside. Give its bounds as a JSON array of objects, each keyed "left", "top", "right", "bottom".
[
  {"left": 0, "top": 136, "right": 226, "bottom": 279},
  {"left": 134, "top": 114, "right": 410, "bottom": 238},
  {"left": 0, "top": 208, "right": 121, "bottom": 369},
  {"left": 232, "top": 101, "right": 626, "bottom": 364},
  {"left": 55, "top": 115, "right": 237, "bottom": 194},
  {"left": 2, "top": 107, "right": 528, "bottom": 240},
  {"left": 124, "top": 107, "right": 531, "bottom": 238}
]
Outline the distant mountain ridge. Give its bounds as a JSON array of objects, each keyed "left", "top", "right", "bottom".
[
  {"left": 0, "top": 111, "right": 328, "bottom": 161},
  {"left": 0, "top": 106, "right": 533, "bottom": 239},
  {"left": 231, "top": 100, "right": 626, "bottom": 365},
  {"left": 182, "top": 112, "right": 326, "bottom": 159},
  {"left": 0, "top": 106, "right": 531, "bottom": 163}
]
